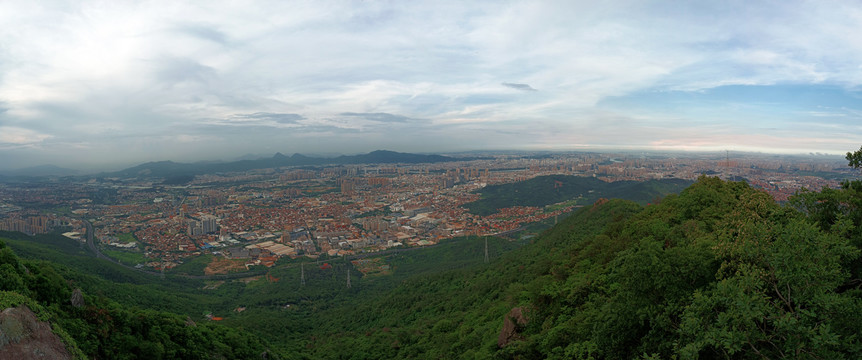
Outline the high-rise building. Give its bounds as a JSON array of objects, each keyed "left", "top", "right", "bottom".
[{"left": 201, "top": 216, "right": 218, "bottom": 234}]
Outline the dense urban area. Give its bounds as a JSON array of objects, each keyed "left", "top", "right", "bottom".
[{"left": 0, "top": 151, "right": 851, "bottom": 274}]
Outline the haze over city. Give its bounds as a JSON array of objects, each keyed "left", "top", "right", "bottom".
[{"left": 1, "top": 0, "right": 861, "bottom": 170}]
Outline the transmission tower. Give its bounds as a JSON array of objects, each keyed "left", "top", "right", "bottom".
[
  {"left": 484, "top": 237, "right": 489, "bottom": 264},
  {"left": 300, "top": 262, "right": 306, "bottom": 286},
  {"left": 346, "top": 267, "right": 352, "bottom": 288}
]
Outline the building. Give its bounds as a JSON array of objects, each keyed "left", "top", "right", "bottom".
[{"left": 201, "top": 215, "right": 218, "bottom": 234}]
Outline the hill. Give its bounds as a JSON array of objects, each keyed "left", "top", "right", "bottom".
[
  {"left": 463, "top": 175, "right": 692, "bottom": 215},
  {"left": 111, "top": 150, "right": 460, "bottom": 179},
  {"left": 3, "top": 175, "right": 862, "bottom": 358},
  {"left": 294, "top": 176, "right": 862, "bottom": 358},
  {"left": 0, "top": 237, "right": 282, "bottom": 359}
]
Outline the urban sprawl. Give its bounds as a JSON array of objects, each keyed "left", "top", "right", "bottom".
[{"left": 0, "top": 152, "right": 850, "bottom": 272}]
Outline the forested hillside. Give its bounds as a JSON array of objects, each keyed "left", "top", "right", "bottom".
[
  {"left": 463, "top": 175, "right": 691, "bottom": 215},
  {"left": 298, "top": 176, "right": 862, "bottom": 358},
  {"left": 0, "top": 239, "right": 282, "bottom": 359},
  {"left": 4, "top": 175, "right": 862, "bottom": 359}
]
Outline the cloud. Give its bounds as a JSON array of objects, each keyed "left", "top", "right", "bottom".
[
  {"left": 297, "top": 125, "right": 362, "bottom": 134},
  {"left": 339, "top": 112, "right": 414, "bottom": 123},
  {"left": 1, "top": 1, "right": 862, "bottom": 167},
  {"left": 173, "top": 24, "right": 229, "bottom": 45},
  {"left": 154, "top": 57, "right": 218, "bottom": 86},
  {"left": 232, "top": 112, "right": 305, "bottom": 124},
  {"left": 502, "top": 83, "right": 537, "bottom": 91},
  {"left": 0, "top": 127, "right": 52, "bottom": 145}
]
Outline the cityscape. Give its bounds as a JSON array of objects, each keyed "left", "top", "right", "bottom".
[
  {"left": 3, "top": 1, "right": 862, "bottom": 358},
  {"left": 0, "top": 150, "right": 852, "bottom": 274}
]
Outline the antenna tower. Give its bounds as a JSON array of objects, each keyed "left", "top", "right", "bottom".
[
  {"left": 300, "top": 263, "right": 306, "bottom": 286},
  {"left": 484, "top": 237, "right": 489, "bottom": 264},
  {"left": 346, "top": 267, "right": 352, "bottom": 288}
]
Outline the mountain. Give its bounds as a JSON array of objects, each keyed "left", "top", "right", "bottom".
[
  {"left": 4, "top": 176, "right": 861, "bottom": 358},
  {"left": 293, "top": 176, "right": 862, "bottom": 358},
  {"left": 0, "top": 235, "right": 281, "bottom": 359},
  {"left": 339, "top": 150, "right": 454, "bottom": 164},
  {"left": 110, "top": 150, "right": 459, "bottom": 179}
]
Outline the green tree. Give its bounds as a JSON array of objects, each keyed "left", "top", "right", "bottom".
[
  {"left": 678, "top": 191, "right": 862, "bottom": 358},
  {"left": 847, "top": 146, "right": 862, "bottom": 169}
]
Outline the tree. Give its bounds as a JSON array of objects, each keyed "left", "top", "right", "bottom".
[{"left": 847, "top": 146, "right": 862, "bottom": 169}]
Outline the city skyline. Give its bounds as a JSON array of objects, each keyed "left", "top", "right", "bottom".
[{"left": 2, "top": 1, "right": 862, "bottom": 170}]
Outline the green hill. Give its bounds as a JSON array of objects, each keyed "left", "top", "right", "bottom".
[
  {"left": 0, "top": 237, "right": 282, "bottom": 359},
  {"left": 463, "top": 175, "right": 691, "bottom": 215},
  {"left": 293, "top": 176, "right": 862, "bottom": 358},
  {"left": 4, "top": 175, "right": 862, "bottom": 358}
]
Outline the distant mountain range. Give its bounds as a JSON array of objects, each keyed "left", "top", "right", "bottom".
[{"left": 110, "top": 150, "right": 459, "bottom": 179}]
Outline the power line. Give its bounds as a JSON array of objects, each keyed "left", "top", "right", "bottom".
[
  {"left": 346, "top": 255, "right": 352, "bottom": 288},
  {"left": 484, "top": 237, "right": 489, "bottom": 264}
]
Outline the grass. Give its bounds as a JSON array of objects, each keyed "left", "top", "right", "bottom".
[
  {"left": 117, "top": 232, "right": 137, "bottom": 243},
  {"left": 101, "top": 248, "right": 148, "bottom": 265},
  {"left": 544, "top": 198, "right": 583, "bottom": 212},
  {"left": 170, "top": 254, "right": 214, "bottom": 276}
]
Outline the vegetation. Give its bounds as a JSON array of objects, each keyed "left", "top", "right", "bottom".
[
  {"left": 6, "top": 157, "right": 862, "bottom": 358},
  {"left": 0, "top": 239, "right": 282, "bottom": 359},
  {"left": 116, "top": 232, "right": 137, "bottom": 243},
  {"left": 170, "top": 254, "right": 215, "bottom": 276},
  {"left": 463, "top": 175, "right": 691, "bottom": 215},
  {"left": 272, "top": 175, "right": 862, "bottom": 359},
  {"left": 101, "top": 248, "right": 148, "bottom": 265}
]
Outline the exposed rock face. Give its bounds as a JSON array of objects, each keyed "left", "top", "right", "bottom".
[
  {"left": 0, "top": 305, "right": 71, "bottom": 360},
  {"left": 497, "top": 307, "right": 528, "bottom": 348},
  {"left": 70, "top": 289, "right": 84, "bottom": 309}
]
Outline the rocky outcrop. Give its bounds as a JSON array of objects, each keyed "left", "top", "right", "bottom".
[
  {"left": 70, "top": 289, "right": 84, "bottom": 309},
  {"left": 0, "top": 305, "right": 71, "bottom": 360},
  {"left": 497, "top": 307, "right": 528, "bottom": 348}
]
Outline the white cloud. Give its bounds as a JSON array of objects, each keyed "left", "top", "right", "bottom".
[
  {"left": 1, "top": 0, "right": 862, "bottom": 167},
  {"left": 0, "top": 127, "right": 52, "bottom": 145}
]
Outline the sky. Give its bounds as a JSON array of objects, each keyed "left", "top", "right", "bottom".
[{"left": 1, "top": 0, "right": 862, "bottom": 170}]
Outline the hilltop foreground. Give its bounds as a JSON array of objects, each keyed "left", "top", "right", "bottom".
[{"left": 3, "top": 175, "right": 862, "bottom": 359}]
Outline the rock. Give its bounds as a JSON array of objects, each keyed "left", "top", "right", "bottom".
[
  {"left": 497, "top": 307, "right": 528, "bottom": 348},
  {"left": 0, "top": 305, "right": 72, "bottom": 360},
  {"left": 70, "top": 289, "right": 84, "bottom": 309},
  {"left": 185, "top": 316, "right": 197, "bottom": 327}
]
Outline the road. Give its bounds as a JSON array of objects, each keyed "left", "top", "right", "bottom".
[
  {"left": 82, "top": 219, "right": 489, "bottom": 280},
  {"left": 83, "top": 219, "right": 266, "bottom": 279}
]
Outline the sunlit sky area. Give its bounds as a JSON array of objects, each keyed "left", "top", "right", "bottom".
[{"left": 1, "top": 1, "right": 861, "bottom": 170}]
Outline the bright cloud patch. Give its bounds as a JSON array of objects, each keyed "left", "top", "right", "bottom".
[
  {"left": 0, "top": 127, "right": 52, "bottom": 145},
  {"left": 0, "top": 1, "right": 861, "bottom": 167}
]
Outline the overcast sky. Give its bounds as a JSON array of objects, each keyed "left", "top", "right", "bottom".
[{"left": 1, "top": 1, "right": 861, "bottom": 170}]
